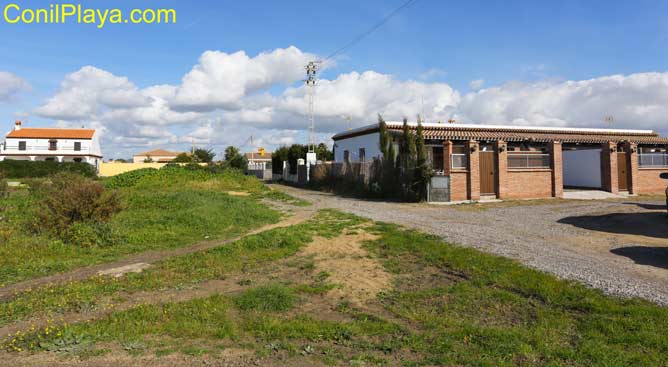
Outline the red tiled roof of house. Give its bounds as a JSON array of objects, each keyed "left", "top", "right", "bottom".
[
  {"left": 7, "top": 128, "right": 95, "bottom": 139},
  {"left": 134, "top": 149, "right": 183, "bottom": 157},
  {"left": 245, "top": 152, "right": 272, "bottom": 159},
  {"left": 333, "top": 122, "right": 668, "bottom": 144}
]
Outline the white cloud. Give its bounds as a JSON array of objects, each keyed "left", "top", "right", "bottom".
[
  {"left": 469, "top": 79, "right": 484, "bottom": 90},
  {"left": 277, "top": 70, "right": 460, "bottom": 130},
  {"left": 0, "top": 71, "right": 29, "bottom": 102},
  {"left": 36, "top": 66, "right": 149, "bottom": 121},
  {"left": 27, "top": 46, "right": 668, "bottom": 158},
  {"left": 172, "top": 46, "right": 317, "bottom": 111},
  {"left": 455, "top": 72, "right": 668, "bottom": 131}
]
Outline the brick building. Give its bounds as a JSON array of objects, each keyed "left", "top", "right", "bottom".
[{"left": 332, "top": 122, "right": 668, "bottom": 201}]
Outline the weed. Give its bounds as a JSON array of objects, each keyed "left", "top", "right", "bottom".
[{"left": 235, "top": 284, "right": 297, "bottom": 312}]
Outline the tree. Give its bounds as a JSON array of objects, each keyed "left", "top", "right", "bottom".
[
  {"left": 193, "top": 148, "right": 215, "bottom": 163},
  {"left": 399, "top": 118, "right": 417, "bottom": 198},
  {"left": 414, "top": 116, "right": 433, "bottom": 201},
  {"left": 272, "top": 146, "right": 289, "bottom": 174},
  {"left": 173, "top": 153, "right": 192, "bottom": 163},
  {"left": 224, "top": 146, "right": 248, "bottom": 171},
  {"left": 314, "top": 143, "right": 334, "bottom": 161},
  {"left": 143, "top": 155, "right": 153, "bottom": 163},
  {"left": 377, "top": 115, "right": 398, "bottom": 196}
]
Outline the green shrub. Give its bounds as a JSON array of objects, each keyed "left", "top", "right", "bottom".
[
  {"left": 0, "top": 160, "right": 96, "bottom": 178},
  {"left": 62, "top": 222, "right": 126, "bottom": 248},
  {"left": 104, "top": 168, "right": 158, "bottom": 189},
  {"left": 35, "top": 173, "right": 123, "bottom": 236},
  {"left": 234, "top": 284, "right": 297, "bottom": 312}
]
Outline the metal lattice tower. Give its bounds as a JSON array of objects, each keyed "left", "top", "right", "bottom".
[{"left": 305, "top": 61, "right": 319, "bottom": 153}]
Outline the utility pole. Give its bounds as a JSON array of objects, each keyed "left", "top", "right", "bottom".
[
  {"left": 305, "top": 61, "right": 320, "bottom": 181},
  {"left": 305, "top": 61, "right": 319, "bottom": 154}
]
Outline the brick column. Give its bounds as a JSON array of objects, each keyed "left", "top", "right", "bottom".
[
  {"left": 550, "top": 141, "right": 563, "bottom": 198},
  {"left": 443, "top": 140, "right": 453, "bottom": 175},
  {"left": 466, "top": 140, "right": 480, "bottom": 201},
  {"left": 494, "top": 140, "right": 508, "bottom": 199},
  {"left": 624, "top": 142, "right": 639, "bottom": 194},
  {"left": 601, "top": 142, "right": 618, "bottom": 194}
]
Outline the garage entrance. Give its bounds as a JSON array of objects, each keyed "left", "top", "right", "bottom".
[{"left": 562, "top": 145, "right": 603, "bottom": 190}]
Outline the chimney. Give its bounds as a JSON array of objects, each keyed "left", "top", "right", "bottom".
[{"left": 14, "top": 120, "right": 22, "bottom": 131}]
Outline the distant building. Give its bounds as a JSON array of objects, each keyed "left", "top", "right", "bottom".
[
  {"left": 0, "top": 121, "right": 103, "bottom": 170},
  {"left": 245, "top": 151, "right": 272, "bottom": 170},
  {"left": 133, "top": 149, "right": 184, "bottom": 163}
]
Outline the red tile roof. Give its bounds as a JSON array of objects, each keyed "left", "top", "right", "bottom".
[
  {"left": 134, "top": 149, "right": 183, "bottom": 157},
  {"left": 333, "top": 123, "right": 668, "bottom": 144},
  {"left": 7, "top": 128, "right": 95, "bottom": 139}
]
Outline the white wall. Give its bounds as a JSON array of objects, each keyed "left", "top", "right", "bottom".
[
  {"left": 563, "top": 149, "right": 602, "bottom": 188},
  {"left": 333, "top": 132, "right": 381, "bottom": 163}
]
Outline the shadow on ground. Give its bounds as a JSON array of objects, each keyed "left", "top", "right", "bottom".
[
  {"left": 558, "top": 212, "right": 668, "bottom": 239},
  {"left": 611, "top": 246, "right": 668, "bottom": 269},
  {"left": 624, "top": 202, "right": 667, "bottom": 211}
]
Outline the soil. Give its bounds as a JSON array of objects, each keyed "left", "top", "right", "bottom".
[{"left": 298, "top": 231, "right": 392, "bottom": 307}]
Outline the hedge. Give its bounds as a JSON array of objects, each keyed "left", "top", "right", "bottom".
[{"left": 0, "top": 160, "right": 97, "bottom": 178}]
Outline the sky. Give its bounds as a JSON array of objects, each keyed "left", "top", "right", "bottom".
[{"left": 0, "top": 0, "right": 667, "bottom": 159}]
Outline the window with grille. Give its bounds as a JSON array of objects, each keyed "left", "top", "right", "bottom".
[{"left": 508, "top": 153, "right": 551, "bottom": 169}]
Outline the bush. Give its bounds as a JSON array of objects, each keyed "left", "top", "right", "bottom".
[
  {"left": 0, "top": 160, "right": 96, "bottom": 179},
  {"left": 62, "top": 222, "right": 126, "bottom": 248},
  {"left": 104, "top": 168, "right": 158, "bottom": 189},
  {"left": 35, "top": 173, "right": 123, "bottom": 236}
]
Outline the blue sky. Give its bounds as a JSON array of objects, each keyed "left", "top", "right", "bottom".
[{"left": 1, "top": 0, "right": 667, "bottom": 158}]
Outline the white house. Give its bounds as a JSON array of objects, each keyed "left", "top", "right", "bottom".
[
  {"left": 245, "top": 151, "right": 272, "bottom": 170},
  {"left": 0, "top": 121, "right": 103, "bottom": 170}
]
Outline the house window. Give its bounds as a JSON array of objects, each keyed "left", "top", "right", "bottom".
[
  {"left": 343, "top": 150, "right": 350, "bottom": 163},
  {"left": 508, "top": 152, "right": 551, "bottom": 169},
  {"left": 18, "top": 141, "right": 26, "bottom": 151},
  {"left": 49, "top": 140, "right": 58, "bottom": 151},
  {"left": 507, "top": 143, "right": 551, "bottom": 169},
  {"left": 451, "top": 144, "right": 468, "bottom": 169},
  {"left": 74, "top": 142, "right": 81, "bottom": 151},
  {"left": 359, "top": 148, "right": 366, "bottom": 162}
]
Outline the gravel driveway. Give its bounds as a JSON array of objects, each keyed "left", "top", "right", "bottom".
[{"left": 274, "top": 185, "right": 668, "bottom": 305}]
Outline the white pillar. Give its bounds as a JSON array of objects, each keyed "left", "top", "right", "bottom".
[
  {"left": 57, "top": 156, "right": 64, "bottom": 162},
  {"left": 29, "top": 156, "right": 36, "bottom": 161}
]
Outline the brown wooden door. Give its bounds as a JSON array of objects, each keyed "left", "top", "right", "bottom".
[
  {"left": 479, "top": 152, "right": 497, "bottom": 195},
  {"left": 617, "top": 152, "right": 628, "bottom": 191}
]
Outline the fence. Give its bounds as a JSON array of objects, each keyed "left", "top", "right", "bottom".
[
  {"left": 428, "top": 175, "right": 450, "bottom": 202},
  {"left": 639, "top": 153, "right": 668, "bottom": 168},
  {"left": 508, "top": 153, "right": 550, "bottom": 169}
]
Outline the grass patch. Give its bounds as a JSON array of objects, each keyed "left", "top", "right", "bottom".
[
  {"left": 0, "top": 168, "right": 283, "bottom": 285},
  {"left": 6, "top": 210, "right": 665, "bottom": 366},
  {"left": 0, "top": 210, "right": 365, "bottom": 326},
  {"left": 234, "top": 284, "right": 297, "bottom": 312}
]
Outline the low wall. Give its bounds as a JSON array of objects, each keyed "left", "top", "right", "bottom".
[
  {"left": 449, "top": 171, "right": 469, "bottom": 201},
  {"left": 99, "top": 162, "right": 169, "bottom": 177},
  {"left": 637, "top": 168, "right": 668, "bottom": 194},
  {"left": 505, "top": 169, "right": 553, "bottom": 199}
]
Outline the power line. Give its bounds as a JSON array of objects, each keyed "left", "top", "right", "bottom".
[{"left": 323, "top": 0, "right": 419, "bottom": 62}]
